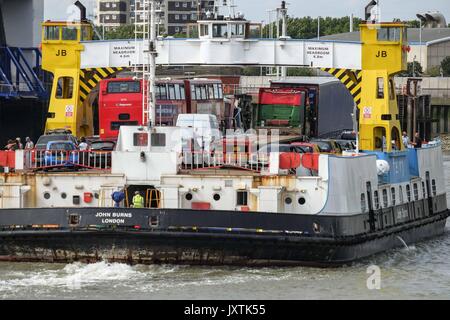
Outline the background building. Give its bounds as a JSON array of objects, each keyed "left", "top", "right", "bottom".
[
  {"left": 97, "top": 0, "right": 132, "bottom": 29},
  {"left": 166, "top": 0, "right": 215, "bottom": 35},
  {"left": 97, "top": 0, "right": 216, "bottom": 35}
]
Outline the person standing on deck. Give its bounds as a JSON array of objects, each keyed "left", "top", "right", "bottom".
[
  {"left": 402, "top": 132, "right": 410, "bottom": 148},
  {"left": 16, "top": 138, "right": 23, "bottom": 150},
  {"left": 412, "top": 132, "right": 423, "bottom": 149},
  {"left": 78, "top": 137, "right": 88, "bottom": 151},
  {"left": 25, "top": 137, "right": 34, "bottom": 150},
  {"left": 132, "top": 191, "right": 145, "bottom": 209}
]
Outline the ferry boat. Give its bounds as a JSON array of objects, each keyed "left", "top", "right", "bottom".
[{"left": 0, "top": 2, "right": 448, "bottom": 267}]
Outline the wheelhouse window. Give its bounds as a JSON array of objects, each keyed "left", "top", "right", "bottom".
[
  {"left": 377, "top": 27, "right": 401, "bottom": 42},
  {"left": 133, "top": 133, "right": 148, "bottom": 147},
  {"left": 81, "top": 26, "right": 91, "bottom": 41},
  {"left": 62, "top": 27, "right": 78, "bottom": 40},
  {"left": 406, "top": 185, "right": 411, "bottom": 202},
  {"left": 213, "top": 24, "right": 228, "bottom": 38},
  {"left": 230, "top": 23, "right": 245, "bottom": 37},
  {"left": 200, "top": 24, "right": 209, "bottom": 36},
  {"left": 44, "top": 26, "right": 60, "bottom": 40},
  {"left": 151, "top": 133, "right": 166, "bottom": 147}
]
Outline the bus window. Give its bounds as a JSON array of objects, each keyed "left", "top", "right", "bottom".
[
  {"left": 180, "top": 84, "right": 186, "bottom": 100},
  {"left": 155, "top": 84, "right": 163, "bottom": 100},
  {"left": 218, "top": 84, "right": 223, "bottom": 99},
  {"left": 107, "top": 81, "right": 140, "bottom": 94},
  {"left": 214, "top": 84, "right": 220, "bottom": 99},
  {"left": 208, "top": 85, "right": 215, "bottom": 100},
  {"left": 168, "top": 84, "right": 176, "bottom": 100},
  {"left": 200, "top": 86, "right": 207, "bottom": 100},
  {"left": 174, "top": 84, "right": 182, "bottom": 100},
  {"left": 160, "top": 84, "right": 167, "bottom": 100},
  {"left": 191, "top": 85, "right": 196, "bottom": 100},
  {"left": 195, "top": 86, "right": 202, "bottom": 101}
]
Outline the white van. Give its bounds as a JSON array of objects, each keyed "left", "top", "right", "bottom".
[{"left": 176, "top": 114, "right": 222, "bottom": 152}]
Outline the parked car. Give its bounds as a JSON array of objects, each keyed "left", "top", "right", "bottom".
[
  {"left": 338, "top": 130, "right": 357, "bottom": 141},
  {"left": 310, "top": 139, "right": 343, "bottom": 154},
  {"left": 88, "top": 140, "right": 116, "bottom": 168},
  {"left": 33, "top": 132, "right": 79, "bottom": 167},
  {"left": 36, "top": 131, "right": 78, "bottom": 150},
  {"left": 335, "top": 139, "right": 357, "bottom": 151},
  {"left": 42, "top": 141, "right": 78, "bottom": 168},
  {"left": 291, "top": 142, "right": 321, "bottom": 154}
]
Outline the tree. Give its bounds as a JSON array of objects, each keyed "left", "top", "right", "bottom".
[
  {"left": 263, "top": 16, "right": 363, "bottom": 39},
  {"left": 441, "top": 56, "right": 450, "bottom": 76},
  {"left": 399, "top": 62, "right": 423, "bottom": 77},
  {"left": 104, "top": 25, "right": 136, "bottom": 40},
  {"left": 404, "top": 20, "right": 421, "bottom": 28}
]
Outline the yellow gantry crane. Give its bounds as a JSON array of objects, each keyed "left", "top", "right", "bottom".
[
  {"left": 41, "top": 21, "right": 94, "bottom": 137},
  {"left": 41, "top": 18, "right": 408, "bottom": 153}
]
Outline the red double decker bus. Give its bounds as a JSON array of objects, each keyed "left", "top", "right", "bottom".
[
  {"left": 99, "top": 78, "right": 188, "bottom": 140},
  {"left": 98, "top": 78, "right": 226, "bottom": 140}
]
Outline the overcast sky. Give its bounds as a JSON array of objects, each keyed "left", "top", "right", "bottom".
[{"left": 45, "top": 0, "right": 450, "bottom": 22}]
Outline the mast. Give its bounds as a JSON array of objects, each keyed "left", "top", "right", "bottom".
[
  {"left": 149, "top": 0, "right": 157, "bottom": 129},
  {"left": 135, "top": 0, "right": 157, "bottom": 130}
]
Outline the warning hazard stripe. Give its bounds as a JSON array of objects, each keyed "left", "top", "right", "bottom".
[
  {"left": 79, "top": 67, "right": 124, "bottom": 102},
  {"left": 322, "top": 68, "right": 362, "bottom": 107}
]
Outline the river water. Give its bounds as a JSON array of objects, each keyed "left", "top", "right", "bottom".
[{"left": 0, "top": 156, "right": 449, "bottom": 300}]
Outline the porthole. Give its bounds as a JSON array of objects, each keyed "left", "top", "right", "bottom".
[
  {"left": 298, "top": 197, "right": 306, "bottom": 205},
  {"left": 43, "top": 192, "right": 51, "bottom": 200},
  {"left": 285, "top": 197, "right": 292, "bottom": 205},
  {"left": 185, "top": 193, "right": 193, "bottom": 201},
  {"left": 61, "top": 193, "right": 67, "bottom": 199},
  {"left": 213, "top": 194, "right": 221, "bottom": 201}
]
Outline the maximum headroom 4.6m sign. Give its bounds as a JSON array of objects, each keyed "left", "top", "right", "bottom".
[{"left": 304, "top": 43, "right": 334, "bottom": 67}]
